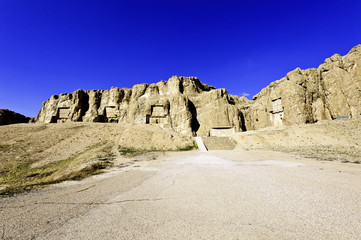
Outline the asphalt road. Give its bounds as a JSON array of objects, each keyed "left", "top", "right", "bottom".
[{"left": 1, "top": 151, "right": 361, "bottom": 239}]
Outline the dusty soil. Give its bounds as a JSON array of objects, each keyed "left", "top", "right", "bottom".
[
  {"left": 0, "top": 122, "right": 195, "bottom": 195},
  {"left": 1, "top": 120, "right": 361, "bottom": 239},
  {"left": 1, "top": 119, "right": 360, "bottom": 195},
  {"left": 232, "top": 119, "right": 361, "bottom": 164},
  {"left": 1, "top": 150, "right": 360, "bottom": 239}
]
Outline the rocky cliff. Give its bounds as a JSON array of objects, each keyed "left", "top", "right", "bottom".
[
  {"left": 36, "top": 45, "right": 361, "bottom": 135},
  {"left": 36, "top": 76, "right": 249, "bottom": 136},
  {"left": 243, "top": 44, "right": 361, "bottom": 130}
]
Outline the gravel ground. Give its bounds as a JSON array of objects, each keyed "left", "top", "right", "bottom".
[{"left": 1, "top": 150, "right": 361, "bottom": 240}]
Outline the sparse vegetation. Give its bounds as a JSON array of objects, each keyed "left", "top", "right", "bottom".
[
  {"left": 0, "top": 144, "right": 11, "bottom": 151},
  {"left": 118, "top": 146, "right": 147, "bottom": 157},
  {"left": 0, "top": 142, "right": 116, "bottom": 196},
  {"left": 178, "top": 141, "right": 198, "bottom": 151},
  {"left": 62, "top": 160, "right": 113, "bottom": 181},
  {"left": 233, "top": 119, "right": 361, "bottom": 164},
  {"left": 0, "top": 123, "right": 194, "bottom": 196},
  {"left": 118, "top": 140, "right": 197, "bottom": 157}
]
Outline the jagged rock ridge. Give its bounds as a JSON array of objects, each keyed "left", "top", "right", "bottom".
[
  {"left": 244, "top": 44, "right": 361, "bottom": 130},
  {"left": 36, "top": 76, "right": 250, "bottom": 136},
  {"left": 36, "top": 45, "right": 361, "bottom": 135}
]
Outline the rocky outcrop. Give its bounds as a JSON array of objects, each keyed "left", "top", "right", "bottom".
[
  {"left": 0, "top": 109, "right": 30, "bottom": 125},
  {"left": 36, "top": 76, "right": 247, "bottom": 136},
  {"left": 36, "top": 45, "right": 361, "bottom": 135},
  {"left": 243, "top": 45, "right": 361, "bottom": 130}
]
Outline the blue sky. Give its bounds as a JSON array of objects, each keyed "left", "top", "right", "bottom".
[{"left": 0, "top": 0, "right": 360, "bottom": 117}]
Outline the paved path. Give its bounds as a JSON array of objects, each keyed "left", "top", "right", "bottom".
[
  {"left": 1, "top": 151, "right": 361, "bottom": 239},
  {"left": 194, "top": 137, "right": 208, "bottom": 151}
]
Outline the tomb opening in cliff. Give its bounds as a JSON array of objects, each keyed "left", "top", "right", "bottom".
[
  {"left": 146, "top": 105, "right": 168, "bottom": 125},
  {"left": 188, "top": 100, "right": 200, "bottom": 136},
  {"left": 104, "top": 106, "right": 119, "bottom": 123},
  {"left": 270, "top": 98, "right": 284, "bottom": 126},
  {"left": 210, "top": 126, "right": 236, "bottom": 137},
  {"left": 50, "top": 107, "right": 70, "bottom": 123}
]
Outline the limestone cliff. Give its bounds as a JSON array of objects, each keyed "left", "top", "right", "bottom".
[
  {"left": 36, "top": 76, "right": 246, "bottom": 136},
  {"left": 36, "top": 45, "right": 361, "bottom": 134},
  {"left": 244, "top": 45, "right": 361, "bottom": 130}
]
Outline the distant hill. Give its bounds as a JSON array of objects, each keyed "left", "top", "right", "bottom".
[{"left": 0, "top": 109, "right": 30, "bottom": 125}]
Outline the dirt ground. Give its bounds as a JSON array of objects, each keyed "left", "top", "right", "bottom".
[
  {"left": 1, "top": 150, "right": 360, "bottom": 239},
  {"left": 0, "top": 122, "right": 194, "bottom": 195},
  {"left": 1, "top": 120, "right": 361, "bottom": 239},
  {"left": 232, "top": 119, "right": 361, "bottom": 164},
  {"left": 1, "top": 119, "right": 361, "bottom": 195}
]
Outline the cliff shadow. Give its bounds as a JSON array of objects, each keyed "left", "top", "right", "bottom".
[
  {"left": 188, "top": 100, "right": 200, "bottom": 136},
  {"left": 239, "top": 111, "right": 247, "bottom": 131},
  {"left": 79, "top": 93, "right": 89, "bottom": 121}
]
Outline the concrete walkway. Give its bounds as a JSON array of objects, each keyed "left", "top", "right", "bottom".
[{"left": 194, "top": 136, "right": 208, "bottom": 151}]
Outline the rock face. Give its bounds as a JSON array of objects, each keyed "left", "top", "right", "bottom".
[
  {"left": 243, "top": 44, "right": 361, "bottom": 130},
  {"left": 0, "top": 109, "right": 30, "bottom": 125},
  {"left": 36, "top": 45, "right": 361, "bottom": 135},
  {"left": 36, "top": 76, "right": 250, "bottom": 136}
]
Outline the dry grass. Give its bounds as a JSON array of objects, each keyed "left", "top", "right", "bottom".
[
  {"left": 118, "top": 141, "right": 197, "bottom": 157},
  {"left": 0, "top": 122, "right": 194, "bottom": 196},
  {"left": 233, "top": 119, "right": 361, "bottom": 163},
  {"left": 0, "top": 142, "right": 115, "bottom": 196}
]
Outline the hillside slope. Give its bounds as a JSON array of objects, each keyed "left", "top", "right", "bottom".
[
  {"left": 0, "top": 122, "right": 195, "bottom": 195},
  {"left": 232, "top": 119, "right": 361, "bottom": 163}
]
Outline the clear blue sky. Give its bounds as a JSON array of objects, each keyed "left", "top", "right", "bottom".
[{"left": 1, "top": 0, "right": 360, "bottom": 117}]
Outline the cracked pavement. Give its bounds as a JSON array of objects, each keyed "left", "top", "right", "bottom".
[{"left": 1, "top": 150, "right": 361, "bottom": 239}]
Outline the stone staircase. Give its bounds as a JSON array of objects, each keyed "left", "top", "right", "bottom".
[
  {"left": 194, "top": 137, "right": 208, "bottom": 152},
  {"left": 202, "top": 137, "right": 236, "bottom": 150}
]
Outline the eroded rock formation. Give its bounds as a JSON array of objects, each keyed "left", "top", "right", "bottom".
[
  {"left": 36, "top": 45, "right": 361, "bottom": 135},
  {"left": 244, "top": 44, "right": 361, "bottom": 130},
  {"left": 36, "top": 76, "right": 249, "bottom": 136}
]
